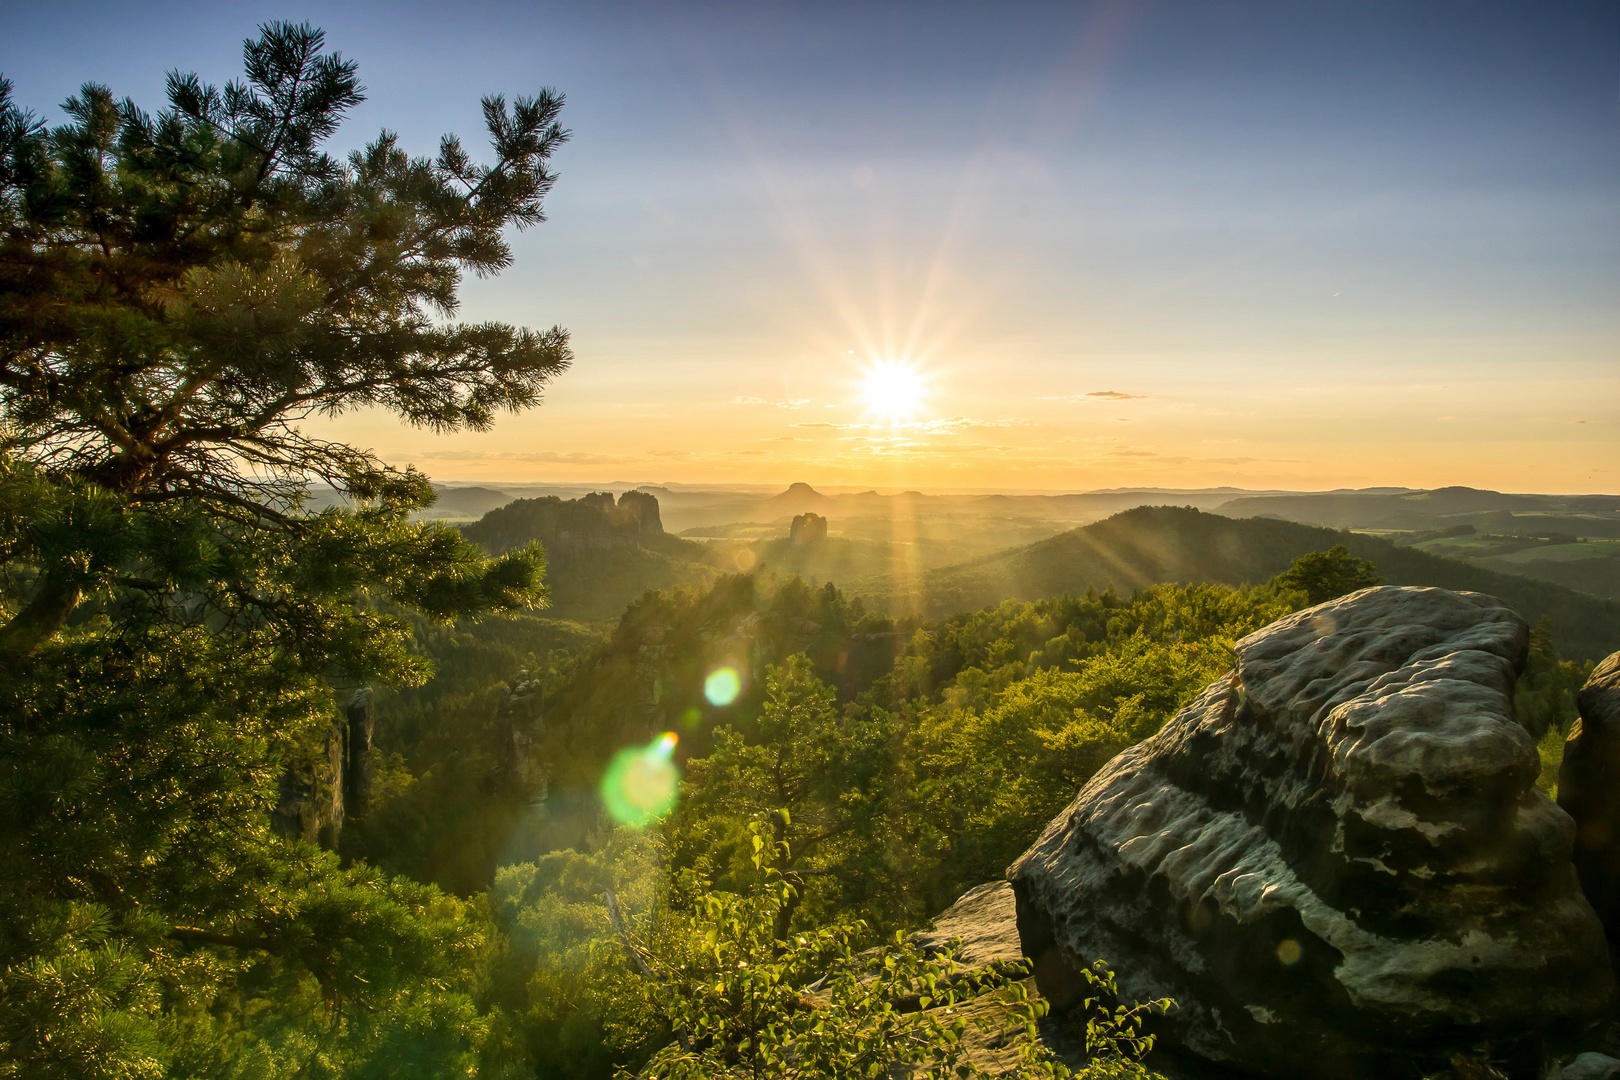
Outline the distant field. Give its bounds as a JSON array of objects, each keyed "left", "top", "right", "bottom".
[{"left": 1401, "top": 534, "right": 1620, "bottom": 600}]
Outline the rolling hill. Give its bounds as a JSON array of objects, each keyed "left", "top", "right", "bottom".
[
  {"left": 873, "top": 505, "right": 1620, "bottom": 661},
  {"left": 1215, "top": 485, "right": 1620, "bottom": 532}
]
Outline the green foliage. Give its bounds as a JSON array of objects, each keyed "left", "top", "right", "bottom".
[
  {"left": 1513, "top": 616, "right": 1592, "bottom": 742},
  {"left": 0, "top": 22, "right": 572, "bottom": 1078},
  {"left": 0, "top": 19, "right": 567, "bottom": 664},
  {"left": 908, "top": 506, "right": 1619, "bottom": 661},
  {"left": 676, "top": 657, "right": 891, "bottom": 934},
  {"left": 1271, "top": 545, "right": 1383, "bottom": 606},
  {"left": 903, "top": 585, "right": 1285, "bottom": 898},
  {"left": 617, "top": 817, "right": 1093, "bottom": 1080},
  {"left": 1535, "top": 726, "right": 1565, "bottom": 800},
  {"left": 350, "top": 611, "right": 604, "bottom": 893},
  {"left": 479, "top": 833, "right": 665, "bottom": 1079}
]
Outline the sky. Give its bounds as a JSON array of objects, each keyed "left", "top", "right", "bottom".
[{"left": 4, "top": 0, "right": 1618, "bottom": 493}]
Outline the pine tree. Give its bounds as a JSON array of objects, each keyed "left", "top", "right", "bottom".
[
  {"left": 1271, "top": 544, "right": 1383, "bottom": 607},
  {"left": 0, "top": 23, "right": 570, "bottom": 1076}
]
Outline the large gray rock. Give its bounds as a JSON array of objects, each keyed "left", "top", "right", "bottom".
[
  {"left": 1552, "top": 1054, "right": 1620, "bottom": 1080},
  {"left": 1561, "top": 652, "right": 1620, "bottom": 960},
  {"left": 1009, "top": 586, "right": 1612, "bottom": 1080}
]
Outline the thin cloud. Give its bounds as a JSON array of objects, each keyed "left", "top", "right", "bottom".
[
  {"left": 911, "top": 416, "right": 1034, "bottom": 434},
  {"left": 733, "top": 395, "right": 811, "bottom": 409},
  {"left": 1039, "top": 390, "right": 1148, "bottom": 401},
  {"left": 414, "top": 449, "right": 631, "bottom": 466}
]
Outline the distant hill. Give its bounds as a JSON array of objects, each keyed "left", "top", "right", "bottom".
[
  {"left": 1214, "top": 487, "right": 1620, "bottom": 599},
  {"left": 1215, "top": 486, "right": 1620, "bottom": 531},
  {"left": 428, "top": 485, "right": 513, "bottom": 518},
  {"left": 882, "top": 506, "right": 1620, "bottom": 661}
]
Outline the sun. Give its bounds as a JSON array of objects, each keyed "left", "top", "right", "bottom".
[{"left": 859, "top": 360, "right": 928, "bottom": 424}]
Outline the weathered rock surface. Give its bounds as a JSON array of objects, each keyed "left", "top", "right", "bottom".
[
  {"left": 269, "top": 688, "right": 376, "bottom": 847},
  {"left": 1009, "top": 586, "right": 1612, "bottom": 1080},
  {"left": 269, "top": 715, "right": 345, "bottom": 844},
  {"left": 1561, "top": 652, "right": 1620, "bottom": 962},
  {"left": 1553, "top": 1054, "right": 1620, "bottom": 1080},
  {"left": 914, "top": 881, "right": 1024, "bottom": 971}
]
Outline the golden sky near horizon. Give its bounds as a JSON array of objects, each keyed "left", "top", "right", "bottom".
[{"left": 287, "top": 1, "right": 1616, "bottom": 496}]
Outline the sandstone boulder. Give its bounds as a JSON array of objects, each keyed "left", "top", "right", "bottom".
[
  {"left": 1560, "top": 651, "right": 1620, "bottom": 960},
  {"left": 1009, "top": 586, "right": 1612, "bottom": 1080},
  {"left": 913, "top": 881, "right": 1024, "bottom": 972}
]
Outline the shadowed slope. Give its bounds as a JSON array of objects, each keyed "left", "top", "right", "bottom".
[{"left": 893, "top": 506, "right": 1620, "bottom": 660}]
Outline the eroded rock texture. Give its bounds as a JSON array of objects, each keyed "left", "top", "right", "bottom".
[
  {"left": 1560, "top": 651, "right": 1620, "bottom": 962},
  {"left": 1009, "top": 586, "right": 1612, "bottom": 1080}
]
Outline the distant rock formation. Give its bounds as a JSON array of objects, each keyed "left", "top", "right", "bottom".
[
  {"left": 1009, "top": 586, "right": 1612, "bottom": 1080},
  {"left": 461, "top": 490, "right": 663, "bottom": 554},
  {"left": 790, "top": 511, "right": 828, "bottom": 544},
  {"left": 1561, "top": 651, "right": 1620, "bottom": 966},
  {"left": 270, "top": 688, "right": 376, "bottom": 848},
  {"left": 485, "top": 671, "right": 547, "bottom": 799}
]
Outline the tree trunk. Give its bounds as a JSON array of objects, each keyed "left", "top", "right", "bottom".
[{"left": 0, "top": 567, "right": 82, "bottom": 664}]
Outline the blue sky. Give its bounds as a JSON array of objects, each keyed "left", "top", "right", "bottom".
[{"left": 4, "top": 1, "right": 1616, "bottom": 490}]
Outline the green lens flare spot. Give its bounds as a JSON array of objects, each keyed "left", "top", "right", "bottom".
[
  {"left": 600, "top": 733, "right": 680, "bottom": 827},
  {"left": 704, "top": 666, "right": 741, "bottom": 707}
]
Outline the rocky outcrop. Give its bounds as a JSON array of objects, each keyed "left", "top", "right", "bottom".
[
  {"left": 914, "top": 881, "right": 1024, "bottom": 973},
  {"left": 790, "top": 512, "right": 828, "bottom": 544},
  {"left": 615, "top": 489, "right": 664, "bottom": 537},
  {"left": 1009, "top": 586, "right": 1612, "bottom": 1080},
  {"left": 343, "top": 689, "right": 376, "bottom": 826},
  {"left": 270, "top": 689, "right": 376, "bottom": 847},
  {"left": 1560, "top": 652, "right": 1620, "bottom": 964},
  {"left": 270, "top": 715, "right": 345, "bottom": 845},
  {"left": 461, "top": 490, "right": 663, "bottom": 555},
  {"left": 485, "top": 672, "right": 547, "bottom": 798}
]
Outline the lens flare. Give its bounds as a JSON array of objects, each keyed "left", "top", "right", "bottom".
[
  {"left": 705, "top": 666, "right": 741, "bottom": 707},
  {"left": 600, "top": 733, "right": 680, "bottom": 827}
]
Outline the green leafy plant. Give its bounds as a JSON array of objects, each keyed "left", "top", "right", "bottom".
[{"left": 609, "top": 815, "right": 1165, "bottom": 1079}]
